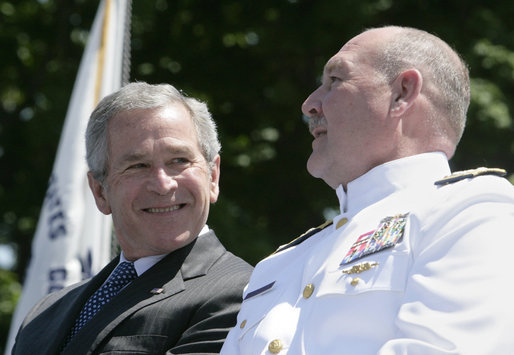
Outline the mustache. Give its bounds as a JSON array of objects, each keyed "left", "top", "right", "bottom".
[{"left": 307, "top": 114, "right": 328, "bottom": 134}]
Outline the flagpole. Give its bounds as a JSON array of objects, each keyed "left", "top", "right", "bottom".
[
  {"left": 121, "top": 0, "right": 132, "bottom": 87},
  {"left": 95, "top": 0, "right": 112, "bottom": 104}
]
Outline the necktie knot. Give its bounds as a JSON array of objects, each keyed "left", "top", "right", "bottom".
[{"left": 107, "top": 261, "right": 137, "bottom": 287}]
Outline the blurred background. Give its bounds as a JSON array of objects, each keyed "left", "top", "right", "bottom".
[{"left": 1, "top": 0, "right": 514, "bottom": 350}]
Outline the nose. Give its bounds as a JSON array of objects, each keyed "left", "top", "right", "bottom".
[
  {"left": 147, "top": 168, "right": 177, "bottom": 195},
  {"left": 301, "top": 87, "right": 323, "bottom": 118}
]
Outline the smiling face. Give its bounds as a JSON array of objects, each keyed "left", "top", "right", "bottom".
[
  {"left": 88, "top": 104, "right": 220, "bottom": 260},
  {"left": 302, "top": 29, "right": 399, "bottom": 189}
]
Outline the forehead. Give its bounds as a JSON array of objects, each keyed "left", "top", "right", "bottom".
[
  {"left": 324, "top": 55, "right": 350, "bottom": 74},
  {"left": 323, "top": 29, "right": 391, "bottom": 75},
  {"left": 107, "top": 104, "right": 198, "bottom": 148},
  {"left": 109, "top": 104, "right": 191, "bottom": 132},
  {"left": 321, "top": 48, "right": 370, "bottom": 81},
  {"left": 323, "top": 45, "right": 367, "bottom": 77}
]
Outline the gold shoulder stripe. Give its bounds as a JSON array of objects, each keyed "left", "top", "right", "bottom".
[
  {"left": 435, "top": 167, "right": 506, "bottom": 186},
  {"left": 271, "top": 220, "right": 333, "bottom": 255}
]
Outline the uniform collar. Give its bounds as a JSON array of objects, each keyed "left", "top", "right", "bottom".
[{"left": 336, "top": 152, "right": 451, "bottom": 217}]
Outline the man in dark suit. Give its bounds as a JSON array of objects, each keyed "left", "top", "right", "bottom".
[{"left": 12, "top": 82, "right": 252, "bottom": 354}]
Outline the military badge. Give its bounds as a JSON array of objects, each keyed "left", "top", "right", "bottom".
[{"left": 341, "top": 213, "right": 409, "bottom": 265}]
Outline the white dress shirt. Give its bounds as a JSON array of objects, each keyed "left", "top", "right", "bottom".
[
  {"left": 221, "top": 152, "right": 514, "bottom": 355},
  {"left": 118, "top": 224, "right": 211, "bottom": 277}
]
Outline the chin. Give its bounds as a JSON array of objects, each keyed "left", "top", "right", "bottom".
[
  {"left": 307, "top": 164, "right": 340, "bottom": 190},
  {"left": 306, "top": 156, "right": 317, "bottom": 175},
  {"left": 306, "top": 158, "right": 324, "bottom": 179}
]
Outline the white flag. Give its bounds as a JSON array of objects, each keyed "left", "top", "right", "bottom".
[{"left": 5, "top": 0, "right": 130, "bottom": 353}]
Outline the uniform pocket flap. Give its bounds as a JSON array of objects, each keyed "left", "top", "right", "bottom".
[{"left": 317, "top": 251, "right": 410, "bottom": 296}]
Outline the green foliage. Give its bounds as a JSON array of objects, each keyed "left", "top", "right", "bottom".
[
  {"left": 1, "top": 0, "right": 514, "bottom": 347},
  {"left": 0, "top": 270, "right": 21, "bottom": 353}
]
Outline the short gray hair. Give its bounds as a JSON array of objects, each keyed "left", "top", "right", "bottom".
[
  {"left": 372, "top": 26, "right": 470, "bottom": 143},
  {"left": 86, "top": 82, "right": 221, "bottom": 183}
]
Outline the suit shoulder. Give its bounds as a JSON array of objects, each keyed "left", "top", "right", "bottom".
[
  {"left": 434, "top": 167, "right": 507, "bottom": 186},
  {"left": 207, "top": 248, "right": 253, "bottom": 286},
  {"left": 272, "top": 220, "right": 333, "bottom": 255},
  {"left": 218, "top": 250, "right": 253, "bottom": 273},
  {"left": 27, "top": 278, "right": 90, "bottom": 317}
]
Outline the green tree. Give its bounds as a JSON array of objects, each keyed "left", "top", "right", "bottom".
[{"left": 0, "top": 270, "right": 21, "bottom": 353}]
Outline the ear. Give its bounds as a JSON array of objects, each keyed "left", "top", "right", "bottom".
[
  {"left": 209, "top": 155, "right": 221, "bottom": 203},
  {"left": 87, "top": 171, "right": 112, "bottom": 215},
  {"left": 389, "top": 69, "right": 423, "bottom": 118}
]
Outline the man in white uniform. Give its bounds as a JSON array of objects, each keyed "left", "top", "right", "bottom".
[{"left": 221, "top": 26, "right": 514, "bottom": 354}]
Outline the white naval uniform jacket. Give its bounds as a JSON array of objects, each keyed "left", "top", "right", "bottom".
[{"left": 221, "top": 152, "right": 514, "bottom": 355}]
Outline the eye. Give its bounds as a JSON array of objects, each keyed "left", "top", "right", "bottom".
[
  {"left": 322, "top": 75, "right": 341, "bottom": 89},
  {"left": 172, "top": 157, "right": 190, "bottom": 164},
  {"left": 127, "top": 163, "right": 148, "bottom": 170},
  {"left": 329, "top": 76, "right": 341, "bottom": 84}
]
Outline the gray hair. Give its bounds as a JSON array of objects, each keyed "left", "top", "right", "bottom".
[
  {"left": 372, "top": 26, "right": 470, "bottom": 143},
  {"left": 86, "top": 82, "right": 221, "bottom": 183}
]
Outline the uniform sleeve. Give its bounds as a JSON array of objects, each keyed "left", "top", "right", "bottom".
[{"left": 379, "top": 180, "right": 514, "bottom": 354}]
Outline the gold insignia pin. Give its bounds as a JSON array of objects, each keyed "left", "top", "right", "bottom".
[{"left": 342, "top": 261, "right": 379, "bottom": 275}]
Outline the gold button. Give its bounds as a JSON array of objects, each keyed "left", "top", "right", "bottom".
[
  {"left": 350, "top": 277, "right": 360, "bottom": 286},
  {"left": 336, "top": 217, "right": 348, "bottom": 229},
  {"left": 303, "top": 283, "right": 315, "bottom": 298},
  {"left": 268, "top": 339, "right": 283, "bottom": 353},
  {"left": 240, "top": 320, "right": 247, "bottom": 329}
]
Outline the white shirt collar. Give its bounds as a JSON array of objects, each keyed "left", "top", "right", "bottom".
[{"left": 119, "top": 224, "right": 211, "bottom": 276}]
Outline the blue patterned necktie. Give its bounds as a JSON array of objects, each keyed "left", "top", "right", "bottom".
[{"left": 65, "top": 261, "right": 137, "bottom": 343}]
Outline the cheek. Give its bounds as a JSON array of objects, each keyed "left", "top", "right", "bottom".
[
  {"left": 106, "top": 179, "right": 140, "bottom": 208},
  {"left": 180, "top": 170, "right": 212, "bottom": 198},
  {"left": 323, "top": 92, "right": 344, "bottom": 113}
]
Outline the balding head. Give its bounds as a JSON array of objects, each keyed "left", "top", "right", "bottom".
[{"left": 366, "top": 26, "right": 470, "bottom": 154}]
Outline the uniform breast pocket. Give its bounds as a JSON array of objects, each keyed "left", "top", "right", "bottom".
[{"left": 316, "top": 250, "right": 411, "bottom": 296}]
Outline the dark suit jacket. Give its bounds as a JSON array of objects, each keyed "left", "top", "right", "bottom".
[{"left": 12, "top": 231, "right": 252, "bottom": 354}]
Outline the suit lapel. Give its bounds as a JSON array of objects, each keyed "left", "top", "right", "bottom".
[
  {"left": 180, "top": 230, "right": 226, "bottom": 279},
  {"left": 63, "top": 231, "right": 226, "bottom": 354},
  {"left": 40, "top": 258, "right": 120, "bottom": 354}
]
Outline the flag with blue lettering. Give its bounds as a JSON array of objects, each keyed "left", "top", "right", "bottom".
[{"left": 5, "top": 1, "right": 130, "bottom": 353}]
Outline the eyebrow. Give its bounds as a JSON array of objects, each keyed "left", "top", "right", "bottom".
[
  {"left": 119, "top": 152, "right": 147, "bottom": 164},
  {"left": 324, "top": 57, "right": 347, "bottom": 75},
  {"left": 118, "top": 144, "right": 194, "bottom": 165}
]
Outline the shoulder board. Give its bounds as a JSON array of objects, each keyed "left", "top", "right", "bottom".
[
  {"left": 272, "top": 220, "right": 333, "bottom": 255},
  {"left": 434, "top": 167, "right": 506, "bottom": 186}
]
